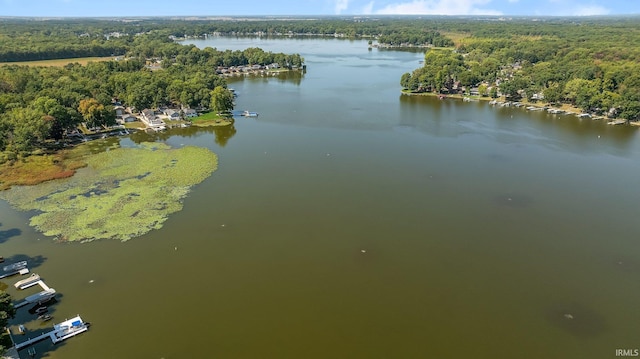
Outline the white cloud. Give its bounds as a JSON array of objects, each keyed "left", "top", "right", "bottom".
[
  {"left": 334, "top": 0, "right": 350, "bottom": 14},
  {"left": 362, "top": 1, "right": 375, "bottom": 14},
  {"left": 373, "top": 0, "right": 502, "bottom": 15},
  {"left": 573, "top": 5, "right": 610, "bottom": 16}
]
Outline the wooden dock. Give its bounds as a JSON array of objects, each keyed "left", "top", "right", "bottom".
[
  {"left": 14, "top": 315, "right": 89, "bottom": 350},
  {"left": 14, "top": 331, "right": 52, "bottom": 350}
]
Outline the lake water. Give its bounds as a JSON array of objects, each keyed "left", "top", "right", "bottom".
[{"left": 1, "top": 37, "right": 639, "bottom": 358}]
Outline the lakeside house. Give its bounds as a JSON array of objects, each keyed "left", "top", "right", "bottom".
[
  {"left": 140, "top": 109, "right": 166, "bottom": 129},
  {"left": 183, "top": 108, "right": 198, "bottom": 118},
  {"left": 114, "top": 106, "right": 126, "bottom": 116},
  {"left": 164, "top": 109, "right": 181, "bottom": 120}
]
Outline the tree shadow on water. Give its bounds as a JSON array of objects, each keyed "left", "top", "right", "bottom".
[
  {"left": 0, "top": 222, "right": 22, "bottom": 244},
  {"left": 2, "top": 254, "right": 47, "bottom": 271}
]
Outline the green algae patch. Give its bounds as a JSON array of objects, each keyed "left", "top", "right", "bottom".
[{"left": 0, "top": 142, "right": 218, "bottom": 242}]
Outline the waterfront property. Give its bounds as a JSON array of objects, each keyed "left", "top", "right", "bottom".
[
  {"left": 14, "top": 280, "right": 56, "bottom": 308},
  {"left": 140, "top": 109, "right": 166, "bottom": 130},
  {"left": 0, "top": 261, "right": 29, "bottom": 279},
  {"left": 13, "top": 315, "right": 89, "bottom": 350}
]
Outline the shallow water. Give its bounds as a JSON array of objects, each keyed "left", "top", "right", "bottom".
[{"left": 1, "top": 37, "right": 639, "bottom": 358}]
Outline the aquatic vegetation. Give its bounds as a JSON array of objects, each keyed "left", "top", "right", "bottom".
[{"left": 0, "top": 142, "right": 218, "bottom": 242}]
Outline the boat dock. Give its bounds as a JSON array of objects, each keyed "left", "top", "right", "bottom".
[
  {"left": 14, "top": 315, "right": 89, "bottom": 350},
  {"left": 0, "top": 261, "right": 29, "bottom": 279},
  {"left": 14, "top": 273, "right": 41, "bottom": 290},
  {"left": 14, "top": 281, "right": 55, "bottom": 309}
]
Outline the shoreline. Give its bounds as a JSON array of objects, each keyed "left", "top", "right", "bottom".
[
  {"left": 401, "top": 90, "right": 638, "bottom": 126},
  {"left": 0, "top": 121, "right": 232, "bottom": 191}
]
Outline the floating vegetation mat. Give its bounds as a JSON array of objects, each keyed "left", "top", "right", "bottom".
[{"left": 0, "top": 142, "right": 218, "bottom": 242}]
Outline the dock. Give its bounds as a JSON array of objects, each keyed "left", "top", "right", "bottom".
[
  {"left": 14, "top": 315, "right": 89, "bottom": 350},
  {"left": 14, "top": 273, "right": 41, "bottom": 290},
  {"left": 607, "top": 119, "right": 627, "bottom": 125},
  {"left": 0, "top": 261, "right": 29, "bottom": 279},
  {"left": 14, "top": 281, "right": 55, "bottom": 309}
]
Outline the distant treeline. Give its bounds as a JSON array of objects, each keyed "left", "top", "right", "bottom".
[{"left": 0, "top": 17, "right": 459, "bottom": 62}]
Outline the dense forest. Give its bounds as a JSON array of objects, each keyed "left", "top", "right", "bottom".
[
  {"left": 400, "top": 17, "right": 640, "bottom": 121},
  {"left": 0, "top": 17, "right": 453, "bottom": 62},
  {"left": 0, "top": 21, "right": 305, "bottom": 160},
  {"left": 1, "top": 16, "right": 639, "bottom": 162}
]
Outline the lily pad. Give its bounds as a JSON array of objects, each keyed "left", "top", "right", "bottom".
[{"left": 0, "top": 142, "right": 218, "bottom": 242}]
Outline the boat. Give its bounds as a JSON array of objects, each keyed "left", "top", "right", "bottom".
[
  {"left": 35, "top": 307, "right": 48, "bottom": 315},
  {"left": 51, "top": 315, "right": 90, "bottom": 344},
  {"left": 14, "top": 273, "right": 41, "bottom": 289},
  {"left": 18, "top": 325, "right": 26, "bottom": 334},
  {"left": 607, "top": 119, "right": 626, "bottom": 126},
  {"left": 24, "top": 288, "right": 56, "bottom": 305},
  {"left": 241, "top": 110, "right": 258, "bottom": 117},
  {"left": 3, "top": 260, "right": 27, "bottom": 272},
  {"left": 0, "top": 260, "right": 29, "bottom": 279},
  {"left": 38, "top": 314, "right": 53, "bottom": 322}
]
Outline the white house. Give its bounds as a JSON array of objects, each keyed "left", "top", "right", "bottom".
[
  {"left": 183, "top": 108, "right": 198, "bottom": 118},
  {"left": 141, "top": 109, "right": 166, "bottom": 129}
]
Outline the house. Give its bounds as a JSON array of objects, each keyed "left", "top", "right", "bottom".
[
  {"left": 469, "top": 87, "right": 480, "bottom": 96},
  {"left": 122, "top": 114, "right": 138, "bottom": 123},
  {"left": 114, "top": 106, "right": 126, "bottom": 116},
  {"left": 164, "top": 109, "right": 181, "bottom": 120},
  {"left": 183, "top": 108, "right": 198, "bottom": 118},
  {"left": 142, "top": 109, "right": 155, "bottom": 122},
  {"left": 140, "top": 109, "right": 166, "bottom": 129}
]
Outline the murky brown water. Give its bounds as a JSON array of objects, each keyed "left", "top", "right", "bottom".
[{"left": 1, "top": 38, "right": 639, "bottom": 358}]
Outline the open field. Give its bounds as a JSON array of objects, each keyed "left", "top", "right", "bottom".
[
  {"left": 0, "top": 56, "right": 116, "bottom": 67},
  {"left": 440, "top": 31, "right": 472, "bottom": 47}
]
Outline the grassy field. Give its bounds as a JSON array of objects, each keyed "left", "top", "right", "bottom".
[
  {"left": 190, "top": 112, "right": 234, "bottom": 127},
  {"left": 0, "top": 56, "right": 115, "bottom": 67},
  {"left": 440, "top": 31, "right": 472, "bottom": 47}
]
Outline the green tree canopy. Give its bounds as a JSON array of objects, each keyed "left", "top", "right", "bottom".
[
  {"left": 0, "top": 290, "right": 16, "bottom": 354},
  {"left": 210, "top": 86, "right": 235, "bottom": 114}
]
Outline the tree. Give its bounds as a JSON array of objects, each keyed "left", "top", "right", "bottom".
[
  {"left": 210, "top": 86, "right": 234, "bottom": 114},
  {"left": 543, "top": 82, "right": 564, "bottom": 104},
  {"left": 30, "top": 96, "right": 80, "bottom": 140},
  {"left": 400, "top": 72, "right": 412, "bottom": 89},
  {"left": 478, "top": 84, "right": 488, "bottom": 96},
  {"left": 4, "top": 107, "right": 51, "bottom": 152},
  {"left": 0, "top": 290, "right": 16, "bottom": 354},
  {"left": 78, "top": 98, "right": 116, "bottom": 129},
  {"left": 489, "top": 86, "right": 498, "bottom": 99}
]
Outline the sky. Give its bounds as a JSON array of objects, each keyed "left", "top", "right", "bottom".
[{"left": 1, "top": 0, "right": 639, "bottom": 17}]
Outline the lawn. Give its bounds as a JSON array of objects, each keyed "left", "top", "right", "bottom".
[
  {"left": 190, "top": 111, "right": 234, "bottom": 127},
  {"left": 0, "top": 56, "right": 116, "bottom": 67}
]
